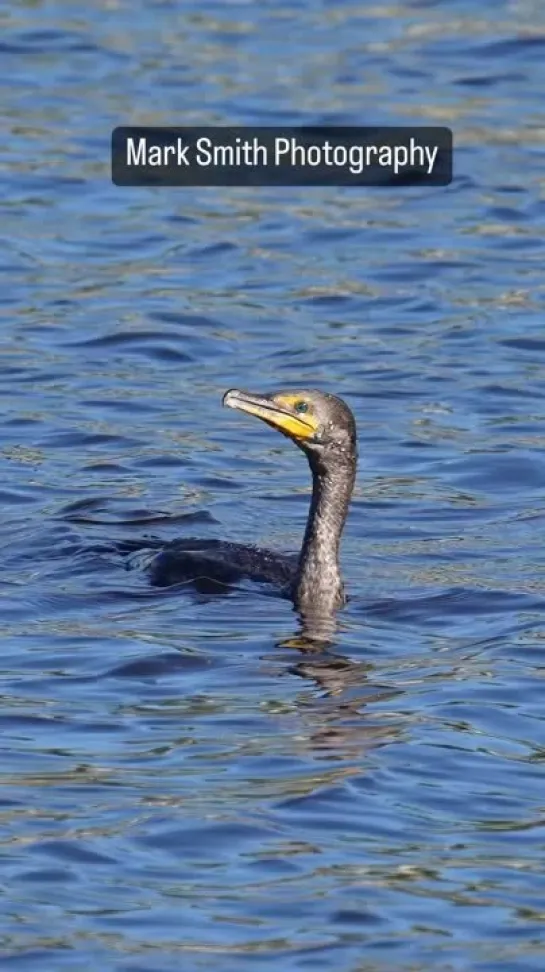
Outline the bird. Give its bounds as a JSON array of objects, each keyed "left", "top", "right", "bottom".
[{"left": 149, "top": 388, "right": 357, "bottom": 614}]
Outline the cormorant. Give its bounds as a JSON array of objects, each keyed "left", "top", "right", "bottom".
[{"left": 149, "top": 389, "right": 357, "bottom": 613}]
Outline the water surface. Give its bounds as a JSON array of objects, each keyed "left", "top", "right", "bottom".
[{"left": 2, "top": 0, "right": 545, "bottom": 969}]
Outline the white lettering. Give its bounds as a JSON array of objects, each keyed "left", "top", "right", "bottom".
[
  {"left": 127, "top": 138, "right": 146, "bottom": 166},
  {"left": 424, "top": 145, "right": 438, "bottom": 174},
  {"left": 148, "top": 145, "right": 162, "bottom": 166},
  {"left": 275, "top": 138, "right": 291, "bottom": 163}
]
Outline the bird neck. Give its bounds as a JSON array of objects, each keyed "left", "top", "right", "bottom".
[{"left": 294, "top": 451, "right": 356, "bottom": 613}]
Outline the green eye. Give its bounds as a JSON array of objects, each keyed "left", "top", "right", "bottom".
[{"left": 294, "top": 401, "right": 308, "bottom": 414}]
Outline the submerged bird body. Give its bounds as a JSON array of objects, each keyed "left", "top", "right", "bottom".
[
  {"left": 149, "top": 389, "right": 357, "bottom": 612},
  {"left": 150, "top": 537, "right": 296, "bottom": 591}
]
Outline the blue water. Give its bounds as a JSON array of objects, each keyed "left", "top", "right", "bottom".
[{"left": 2, "top": 0, "right": 545, "bottom": 969}]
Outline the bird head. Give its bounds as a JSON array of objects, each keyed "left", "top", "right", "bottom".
[{"left": 223, "top": 388, "right": 357, "bottom": 466}]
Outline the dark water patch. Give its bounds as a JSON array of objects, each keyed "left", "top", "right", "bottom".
[
  {"left": 500, "top": 337, "right": 545, "bottom": 353},
  {"left": 492, "top": 235, "right": 544, "bottom": 253},
  {"left": 167, "top": 212, "right": 199, "bottom": 226},
  {"left": 350, "top": 385, "right": 421, "bottom": 400},
  {"left": 455, "top": 71, "right": 527, "bottom": 88},
  {"left": 300, "top": 294, "right": 358, "bottom": 307},
  {"left": 15, "top": 868, "right": 78, "bottom": 884},
  {"left": 487, "top": 205, "right": 532, "bottom": 222},
  {"left": 476, "top": 35, "right": 545, "bottom": 59},
  {"left": 105, "top": 652, "right": 213, "bottom": 680},
  {"left": 37, "top": 431, "right": 142, "bottom": 449},
  {"left": 79, "top": 399, "right": 165, "bottom": 415},
  {"left": 363, "top": 588, "right": 545, "bottom": 626},
  {"left": 150, "top": 312, "right": 224, "bottom": 331},
  {"left": 304, "top": 227, "right": 368, "bottom": 244},
  {"left": 139, "top": 820, "right": 275, "bottom": 859},
  {"left": 481, "top": 382, "right": 545, "bottom": 399},
  {"left": 186, "top": 241, "right": 239, "bottom": 258},
  {"left": 2, "top": 29, "right": 111, "bottom": 54},
  {"left": 3, "top": 370, "right": 84, "bottom": 388},
  {"left": 58, "top": 499, "right": 217, "bottom": 528},
  {"left": 64, "top": 331, "right": 193, "bottom": 364},
  {"left": 444, "top": 453, "right": 545, "bottom": 492},
  {"left": 197, "top": 476, "right": 244, "bottom": 491},
  {"left": 82, "top": 461, "right": 133, "bottom": 474},
  {"left": 32, "top": 840, "right": 116, "bottom": 866},
  {"left": 135, "top": 455, "right": 192, "bottom": 470},
  {"left": 0, "top": 488, "right": 42, "bottom": 505}
]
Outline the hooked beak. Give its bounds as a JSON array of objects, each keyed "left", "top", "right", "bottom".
[{"left": 223, "top": 389, "right": 318, "bottom": 441}]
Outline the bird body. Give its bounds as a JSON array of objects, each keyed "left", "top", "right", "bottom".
[
  {"left": 149, "top": 388, "right": 357, "bottom": 613},
  {"left": 150, "top": 537, "right": 295, "bottom": 591}
]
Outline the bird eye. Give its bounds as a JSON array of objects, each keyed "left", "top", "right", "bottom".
[{"left": 294, "top": 401, "right": 308, "bottom": 414}]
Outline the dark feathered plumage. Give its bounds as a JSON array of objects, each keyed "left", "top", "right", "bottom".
[{"left": 149, "top": 388, "right": 357, "bottom": 612}]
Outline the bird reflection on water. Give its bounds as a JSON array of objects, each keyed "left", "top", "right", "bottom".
[{"left": 270, "top": 624, "right": 405, "bottom": 759}]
